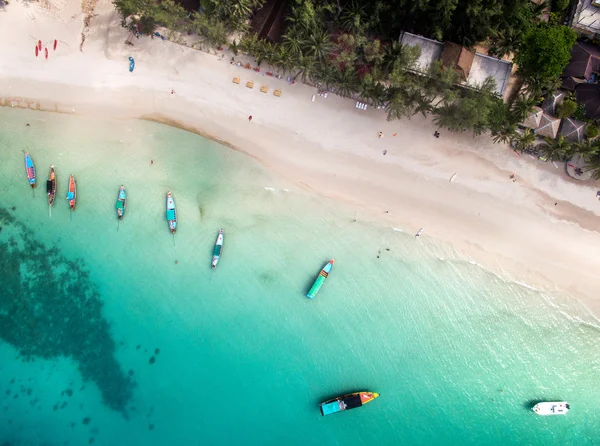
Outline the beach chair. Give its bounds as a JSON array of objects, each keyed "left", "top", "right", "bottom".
[
  {"left": 233, "top": 77, "right": 240, "bottom": 84},
  {"left": 274, "top": 89, "right": 282, "bottom": 97},
  {"left": 260, "top": 85, "right": 268, "bottom": 93},
  {"left": 246, "top": 81, "right": 254, "bottom": 89}
]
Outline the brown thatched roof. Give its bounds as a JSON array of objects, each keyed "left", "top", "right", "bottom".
[
  {"left": 521, "top": 107, "right": 543, "bottom": 129},
  {"left": 560, "top": 118, "right": 586, "bottom": 143},
  {"left": 440, "top": 42, "right": 475, "bottom": 81},
  {"left": 535, "top": 113, "right": 561, "bottom": 138}
]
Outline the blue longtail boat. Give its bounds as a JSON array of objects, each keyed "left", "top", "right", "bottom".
[{"left": 24, "top": 153, "right": 36, "bottom": 188}]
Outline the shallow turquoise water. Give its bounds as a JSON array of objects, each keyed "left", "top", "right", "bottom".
[{"left": 0, "top": 108, "right": 599, "bottom": 445}]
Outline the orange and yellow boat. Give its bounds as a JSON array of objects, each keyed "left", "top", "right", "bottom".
[{"left": 319, "top": 391, "right": 379, "bottom": 416}]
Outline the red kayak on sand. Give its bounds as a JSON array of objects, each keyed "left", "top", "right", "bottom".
[
  {"left": 53, "top": 39, "right": 57, "bottom": 50},
  {"left": 38, "top": 40, "right": 42, "bottom": 51},
  {"left": 35, "top": 46, "right": 38, "bottom": 57},
  {"left": 45, "top": 48, "right": 48, "bottom": 59}
]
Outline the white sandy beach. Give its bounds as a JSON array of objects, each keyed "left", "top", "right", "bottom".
[{"left": 1, "top": 0, "right": 599, "bottom": 314}]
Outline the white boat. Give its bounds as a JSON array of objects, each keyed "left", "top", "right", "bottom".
[
  {"left": 211, "top": 229, "right": 224, "bottom": 269},
  {"left": 533, "top": 402, "right": 570, "bottom": 416}
]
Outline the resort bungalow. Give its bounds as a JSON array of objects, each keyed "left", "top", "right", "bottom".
[
  {"left": 571, "top": 0, "right": 600, "bottom": 38},
  {"left": 399, "top": 32, "right": 512, "bottom": 97},
  {"left": 521, "top": 107, "right": 561, "bottom": 138},
  {"left": 560, "top": 117, "right": 587, "bottom": 142}
]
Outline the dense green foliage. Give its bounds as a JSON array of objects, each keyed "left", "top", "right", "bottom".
[
  {"left": 514, "top": 25, "right": 577, "bottom": 80},
  {"left": 557, "top": 98, "right": 578, "bottom": 119}
]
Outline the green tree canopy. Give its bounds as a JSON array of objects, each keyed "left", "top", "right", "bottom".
[{"left": 514, "top": 25, "right": 576, "bottom": 80}]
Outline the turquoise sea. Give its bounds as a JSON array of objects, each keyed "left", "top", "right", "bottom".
[{"left": 0, "top": 107, "right": 599, "bottom": 445}]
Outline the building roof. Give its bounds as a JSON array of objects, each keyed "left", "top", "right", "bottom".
[
  {"left": 575, "top": 82, "right": 600, "bottom": 117},
  {"left": 559, "top": 117, "right": 586, "bottom": 142},
  {"left": 535, "top": 113, "right": 561, "bottom": 138},
  {"left": 399, "top": 32, "right": 444, "bottom": 72},
  {"left": 467, "top": 53, "right": 512, "bottom": 96},
  {"left": 399, "top": 32, "right": 511, "bottom": 95},
  {"left": 541, "top": 90, "right": 566, "bottom": 115},
  {"left": 522, "top": 107, "right": 544, "bottom": 129},
  {"left": 562, "top": 76, "right": 588, "bottom": 91},
  {"left": 562, "top": 42, "right": 600, "bottom": 79},
  {"left": 572, "top": 0, "right": 600, "bottom": 36},
  {"left": 440, "top": 42, "right": 476, "bottom": 81}
]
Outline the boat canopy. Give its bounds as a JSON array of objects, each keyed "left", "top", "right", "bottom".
[
  {"left": 116, "top": 201, "right": 124, "bottom": 209},
  {"left": 213, "top": 245, "right": 222, "bottom": 256},
  {"left": 167, "top": 210, "right": 176, "bottom": 221},
  {"left": 67, "top": 192, "right": 74, "bottom": 200},
  {"left": 46, "top": 180, "right": 53, "bottom": 193}
]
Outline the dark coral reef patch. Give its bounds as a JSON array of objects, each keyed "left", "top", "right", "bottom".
[{"left": 0, "top": 208, "right": 134, "bottom": 415}]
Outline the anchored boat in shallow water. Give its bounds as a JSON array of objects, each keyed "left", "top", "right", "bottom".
[
  {"left": 24, "top": 152, "right": 36, "bottom": 188},
  {"left": 166, "top": 191, "right": 177, "bottom": 234},
  {"left": 307, "top": 259, "right": 334, "bottom": 299},
  {"left": 533, "top": 402, "right": 570, "bottom": 415},
  {"left": 320, "top": 392, "right": 379, "bottom": 416},
  {"left": 116, "top": 185, "right": 127, "bottom": 220},
  {"left": 211, "top": 229, "right": 224, "bottom": 269},
  {"left": 47, "top": 165, "right": 56, "bottom": 207},
  {"left": 66, "top": 174, "right": 76, "bottom": 210}
]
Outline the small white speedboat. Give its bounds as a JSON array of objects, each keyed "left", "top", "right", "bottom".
[{"left": 533, "top": 402, "right": 570, "bottom": 415}]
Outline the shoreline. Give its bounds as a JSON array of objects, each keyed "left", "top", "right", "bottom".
[{"left": 1, "top": 0, "right": 600, "bottom": 317}]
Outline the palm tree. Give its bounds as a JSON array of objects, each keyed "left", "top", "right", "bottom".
[
  {"left": 333, "top": 67, "right": 360, "bottom": 98},
  {"left": 282, "top": 29, "right": 304, "bottom": 58},
  {"left": 489, "top": 28, "right": 521, "bottom": 59},
  {"left": 304, "top": 28, "right": 332, "bottom": 63},
  {"left": 293, "top": 55, "right": 317, "bottom": 83},
  {"left": 513, "top": 128, "right": 536, "bottom": 152},
  {"left": 228, "top": 39, "right": 240, "bottom": 56},
  {"left": 510, "top": 94, "right": 538, "bottom": 124},
  {"left": 340, "top": 1, "right": 367, "bottom": 34},
  {"left": 584, "top": 154, "right": 600, "bottom": 179},
  {"left": 382, "top": 42, "right": 420, "bottom": 74},
  {"left": 573, "top": 139, "right": 599, "bottom": 160},
  {"left": 538, "top": 135, "right": 572, "bottom": 161},
  {"left": 491, "top": 122, "right": 518, "bottom": 144}
]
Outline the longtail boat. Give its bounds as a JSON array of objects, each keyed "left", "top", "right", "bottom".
[
  {"left": 306, "top": 259, "right": 334, "bottom": 299},
  {"left": 47, "top": 165, "right": 56, "bottom": 207},
  {"left": 116, "top": 185, "right": 126, "bottom": 220},
  {"left": 66, "top": 174, "right": 76, "bottom": 210},
  {"left": 211, "top": 229, "right": 224, "bottom": 269},
  {"left": 24, "top": 152, "right": 36, "bottom": 188},
  {"left": 166, "top": 191, "right": 177, "bottom": 234},
  {"left": 320, "top": 392, "right": 379, "bottom": 416}
]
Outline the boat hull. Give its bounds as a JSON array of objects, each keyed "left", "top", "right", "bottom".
[
  {"left": 211, "top": 230, "right": 224, "bottom": 269},
  {"left": 47, "top": 165, "right": 56, "bottom": 207},
  {"left": 533, "top": 402, "right": 569, "bottom": 416},
  {"left": 166, "top": 192, "right": 177, "bottom": 234},
  {"left": 320, "top": 392, "right": 379, "bottom": 416},
  {"left": 25, "top": 153, "right": 36, "bottom": 188},
  {"left": 66, "top": 174, "right": 76, "bottom": 210},
  {"left": 307, "top": 259, "right": 334, "bottom": 299},
  {"left": 116, "top": 185, "right": 126, "bottom": 220}
]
